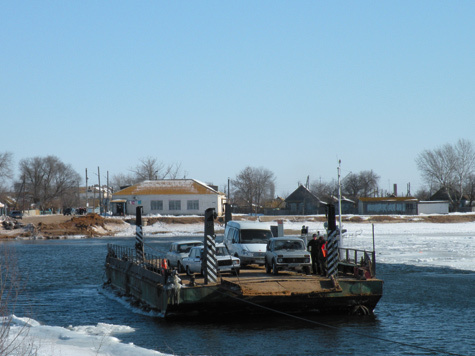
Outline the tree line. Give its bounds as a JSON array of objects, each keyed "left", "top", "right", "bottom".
[
  {"left": 1, "top": 139, "right": 474, "bottom": 213},
  {"left": 0, "top": 155, "right": 184, "bottom": 212}
]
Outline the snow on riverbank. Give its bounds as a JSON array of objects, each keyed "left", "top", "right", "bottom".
[{"left": 3, "top": 316, "right": 167, "bottom": 356}]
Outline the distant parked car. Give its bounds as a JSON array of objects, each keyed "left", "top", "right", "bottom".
[
  {"left": 63, "top": 208, "right": 75, "bottom": 216},
  {"left": 182, "top": 244, "right": 241, "bottom": 276},
  {"left": 166, "top": 240, "right": 204, "bottom": 273},
  {"left": 8, "top": 211, "right": 23, "bottom": 219},
  {"left": 265, "top": 237, "right": 311, "bottom": 275}
]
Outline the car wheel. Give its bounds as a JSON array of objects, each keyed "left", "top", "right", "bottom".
[
  {"left": 233, "top": 268, "right": 240, "bottom": 276},
  {"left": 177, "top": 261, "right": 183, "bottom": 273},
  {"left": 272, "top": 260, "right": 279, "bottom": 275},
  {"left": 304, "top": 266, "right": 311, "bottom": 275},
  {"left": 236, "top": 254, "right": 248, "bottom": 268},
  {"left": 265, "top": 261, "right": 271, "bottom": 274},
  {"left": 186, "top": 266, "right": 192, "bottom": 276}
]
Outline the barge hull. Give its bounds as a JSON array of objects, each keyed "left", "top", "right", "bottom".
[{"left": 105, "top": 255, "right": 383, "bottom": 317}]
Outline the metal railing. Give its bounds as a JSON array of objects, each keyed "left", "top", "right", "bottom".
[
  {"left": 338, "top": 247, "right": 376, "bottom": 277},
  {"left": 107, "top": 243, "right": 166, "bottom": 273}
]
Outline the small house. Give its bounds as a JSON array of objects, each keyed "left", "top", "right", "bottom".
[
  {"left": 284, "top": 185, "right": 327, "bottom": 215},
  {"left": 111, "top": 179, "right": 226, "bottom": 216}
]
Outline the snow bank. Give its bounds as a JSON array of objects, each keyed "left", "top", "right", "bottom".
[
  {"left": 3, "top": 316, "right": 169, "bottom": 356},
  {"left": 139, "top": 218, "right": 475, "bottom": 272}
]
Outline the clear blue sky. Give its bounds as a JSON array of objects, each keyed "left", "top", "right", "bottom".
[{"left": 2, "top": 1, "right": 474, "bottom": 196}]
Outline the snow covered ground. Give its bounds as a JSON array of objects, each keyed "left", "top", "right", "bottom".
[
  {"left": 4, "top": 316, "right": 166, "bottom": 356},
  {"left": 4, "top": 218, "right": 474, "bottom": 355},
  {"left": 128, "top": 217, "right": 475, "bottom": 272}
]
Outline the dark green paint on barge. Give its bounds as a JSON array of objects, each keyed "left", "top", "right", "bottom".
[{"left": 105, "top": 245, "right": 383, "bottom": 318}]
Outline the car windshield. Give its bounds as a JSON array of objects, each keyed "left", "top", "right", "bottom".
[
  {"left": 178, "top": 243, "right": 202, "bottom": 253},
  {"left": 216, "top": 246, "right": 230, "bottom": 256},
  {"left": 274, "top": 240, "right": 304, "bottom": 251},
  {"left": 241, "top": 229, "right": 272, "bottom": 244}
]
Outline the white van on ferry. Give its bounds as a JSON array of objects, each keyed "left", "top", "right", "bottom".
[{"left": 223, "top": 221, "right": 274, "bottom": 266}]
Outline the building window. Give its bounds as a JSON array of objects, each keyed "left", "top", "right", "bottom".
[
  {"left": 187, "top": 200, "right": 199, "bottom": 210},
  {"left": 151, "top": 200, "right": 163, "bottom": 211},
  {"left": 169, "top": 200, "right": 181, "bottom": 210}
]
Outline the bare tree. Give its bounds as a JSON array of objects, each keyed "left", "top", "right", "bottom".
[
  {"left": 414, "top": 187, "right": 431, "bottom": 201},
  {"left": 416, "top": 139, "right": 475, "bottom": 210},
  {"left": 110, "top": 172, "right": 137, "bottom": 192},
  {"left": 453, "top": 139, "right": 475, "bottom": 205},
  {"left": 342, "top": 170, "right": 380, "bottom": 200},
  {"left": 0, "top": 152, "right": 13, "bottom": 182},
  {"left": 232, "top": 166, "right": 275, "bottom": 214},
  {"left": 309, "top": 179, "right": 338, "bottom": 201},
  {"left": 129, "top": 157, "right": 182, "bottom": 181},
  {"left": 17, "top": 155, "right": 81, "bottom": 211},
  {"left": 0, "top": 152, "right": 13, "bottom": 199},
  {"left": 464, "top": 173, "right": 475, "bottom": 207},
  {"left": 342, "top": 173, "right": 360, "bottom": 199},
  {"left": 359, "top": 170, "right": 380, "bottom": 197}
]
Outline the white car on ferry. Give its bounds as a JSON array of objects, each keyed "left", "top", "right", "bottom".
[{"left": 182, "top": 243, "right": 241, "bottom": 276}]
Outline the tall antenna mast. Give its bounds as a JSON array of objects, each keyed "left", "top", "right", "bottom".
[
  {"left": 85, "top": 168, "right": 88, "bottom": 212},
  {"left": 338, "top": 160, "right": 342, "bottom": 248}
]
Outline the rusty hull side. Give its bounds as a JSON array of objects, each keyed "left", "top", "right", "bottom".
[
  {"left": 106, "top": 255, "right": 383, "bottom": 317},
  {"left": 166, "top": 276, "right": 383, "bottom": 316},
  {"left": 105, "top": 255, "right": 168, "bottom": 313}
]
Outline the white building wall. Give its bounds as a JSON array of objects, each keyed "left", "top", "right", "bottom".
[
  {"left": 117, "top": 194, "right": 223, "bottom": 216},
  {"left": 418, "top": 201, "right": 449, "bottom": 214}
]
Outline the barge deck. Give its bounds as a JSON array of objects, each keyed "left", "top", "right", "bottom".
[{"left": 105, "top": 246, "right": 383, "bottom": 318}]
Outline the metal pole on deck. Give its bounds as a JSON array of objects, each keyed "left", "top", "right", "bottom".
[
  {"left": 372, "top": 224, "right": 376, "bottom": 276},
  {"left": 204, "top": 208, "right": 218, "bottom": 284},
  {"left": 135, "top": 206, "right": 144, "bottom": 262},
  {"left": 326, "top": 204, "right": 339, "bottom": 278},
  {"left": 372, "top": 224, "right": 375, "bottom": 252}
]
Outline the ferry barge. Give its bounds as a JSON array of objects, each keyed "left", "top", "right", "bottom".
[{"left": 104, "top": 207, "right": 383, "bottom": 318}]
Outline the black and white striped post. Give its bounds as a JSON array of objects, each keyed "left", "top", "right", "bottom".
[
  {"left": 203, "top": 208, "right": 218, "bottom": 284},
  {"left": 135, "top": 206, "right": 144, "bottom": 263},
  {"left": 325, "top": 204, "right": 339, "bottom": 277}
]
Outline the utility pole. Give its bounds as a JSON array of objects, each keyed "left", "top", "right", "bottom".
[
  {"left": 338, "top": 160, "right": 343, "bottom": 249},
  {"left": 85, "top": 168, "right": 89, "bottom": 213},
  {"left": 106, "top": 170, "right": 110, "bottom": 214},
  {"left": 98, "top": 167, "right": 102, "bottom": 214}
]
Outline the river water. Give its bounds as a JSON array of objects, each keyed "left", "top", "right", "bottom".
[{"left": 3, "top": 235, "right": 474, "bottom": 356}]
